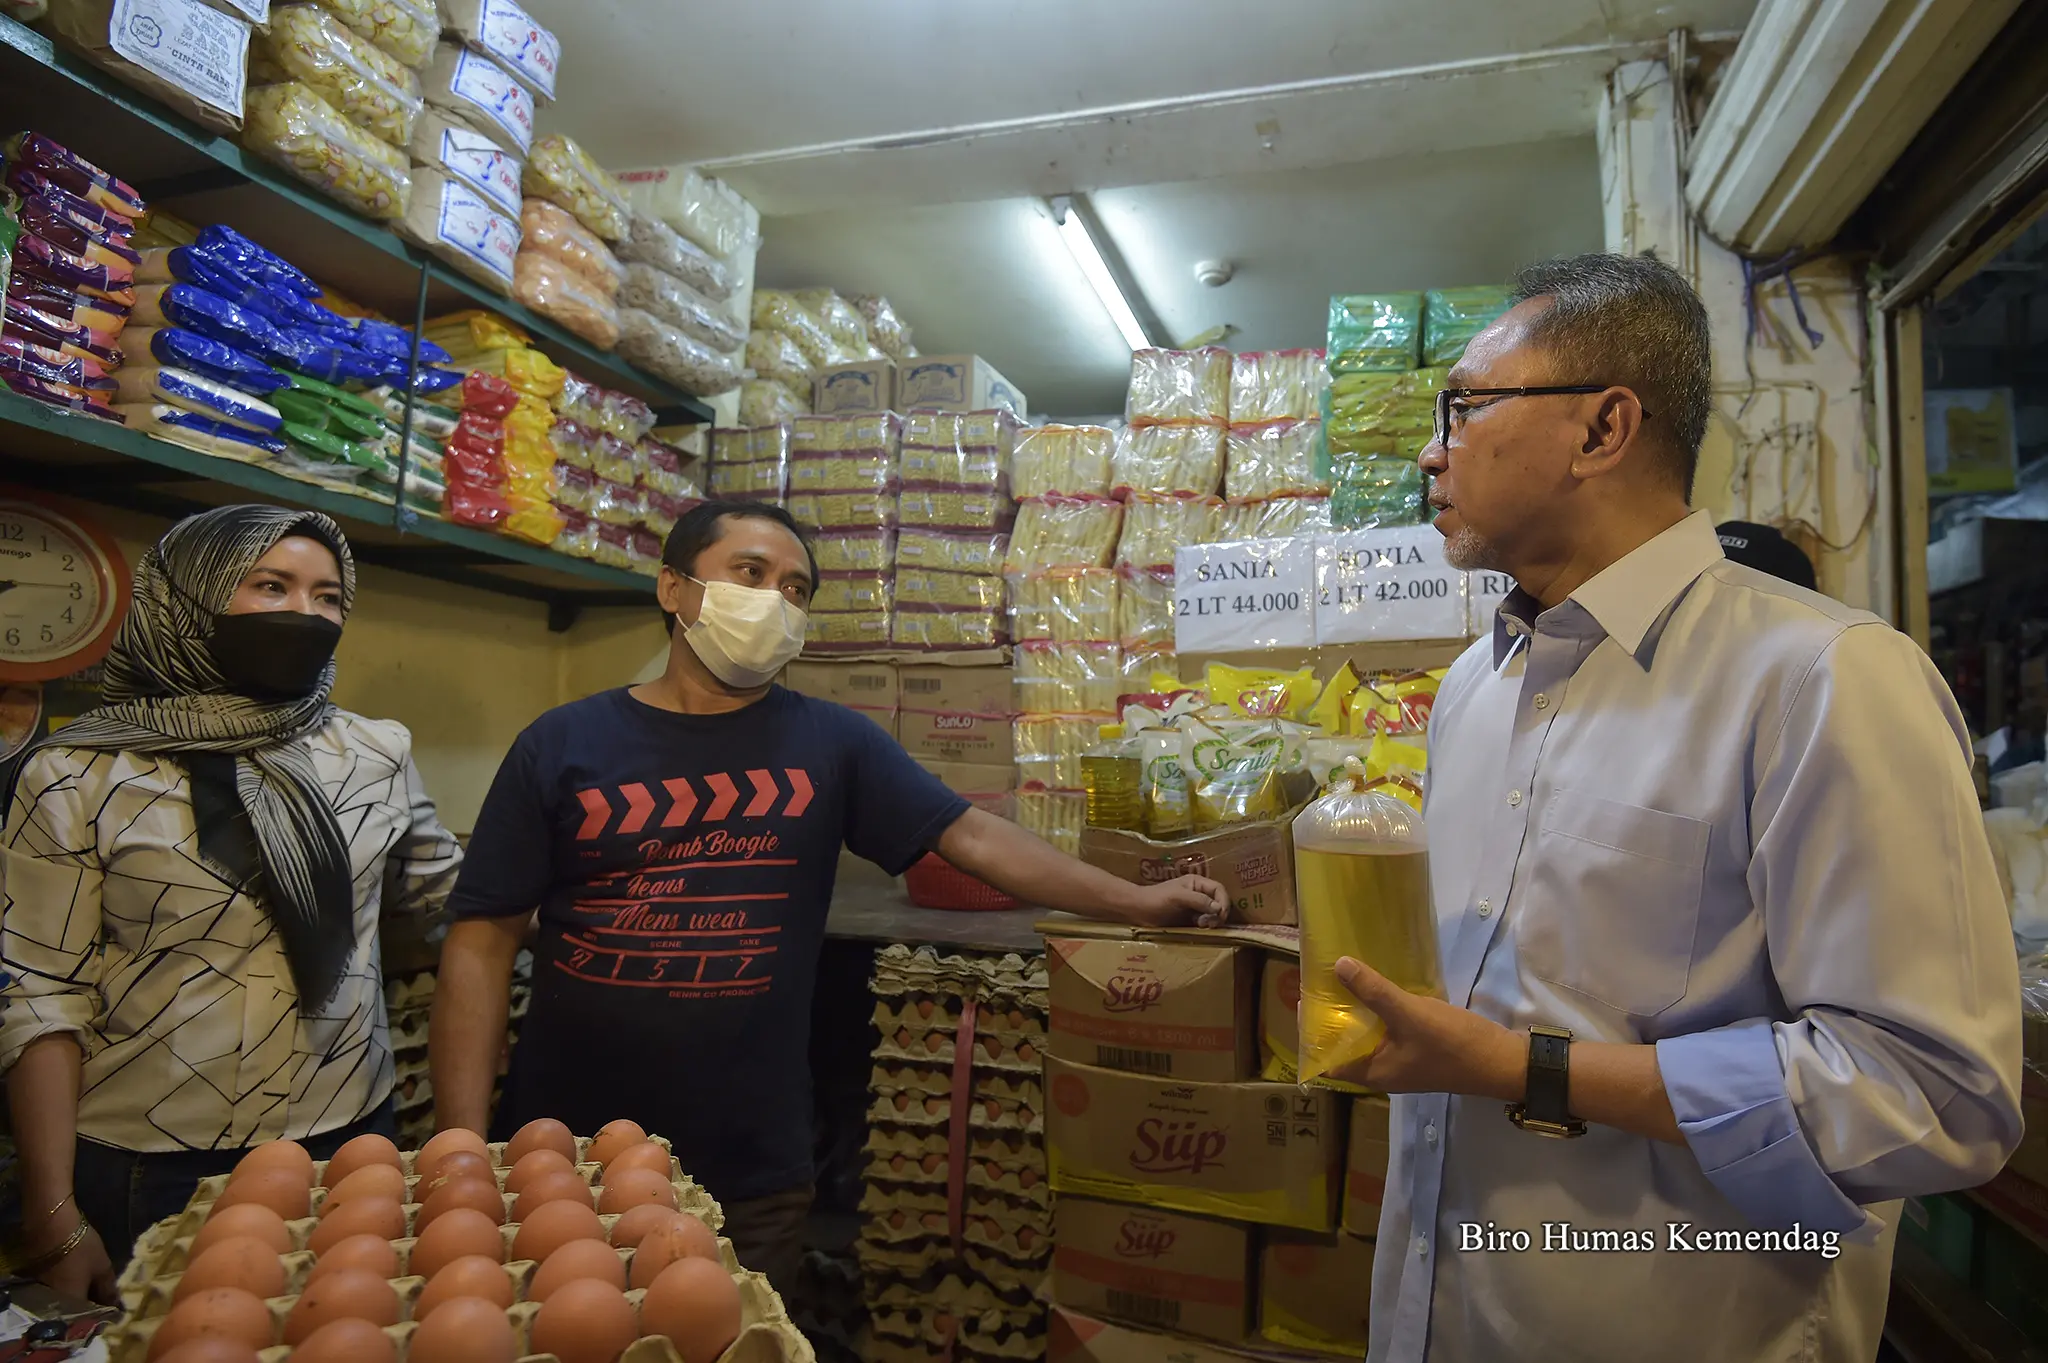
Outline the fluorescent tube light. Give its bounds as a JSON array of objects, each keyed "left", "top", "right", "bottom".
[{"left": 1055, "top": 203, "right": 1150, "bottom": 352}]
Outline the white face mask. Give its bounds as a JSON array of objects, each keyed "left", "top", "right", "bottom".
[{"left": 682, "top": 577, "right": 808, "bottom": 689}]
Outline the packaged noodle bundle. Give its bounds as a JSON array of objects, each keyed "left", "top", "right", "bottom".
[
  {"left": 789, "top": 452, "right": 898, "bottom": 495},
  {"left": 1018, "top": 641, "right": 1124, "bottom": 715},
  {"left": 1115, "top": 567, "right": 1175, "bottom": 649},
  {"left": 806, "top": 608, "right": 894, "bottom": 652},
  {"left": 1111, "top": 421, "right": 1225, "bottom": 498},
  {"left": 895, "top": 569, "right": 1005, "bottom": 611},
  {"left": 751, "top": 290, "right": 837, "bottom": 369},
  {"left": 709, "top": 460, "right": 787, "bottom": 498},
  {"left": 617, "top": 309, "right": 747, "bottom": 396},
  {"left": 811, "top": 572, "right": 893, "bottom": 615},
  {"left": 520, "top": 199, "right": 622, "bottom": 296},
  {"left": 892, "top": 608, "right": 1004, "bottom": 649},
  {"left": 813, "top": 530, "right": 896, "bottom": 572},
  {"left": 243, "top": 83, "right": 411, "bottom": 221},
  {"left": 897, "top": 528, "right": 1008, "bottom": 575},
  {"left": 746, "top": 329, "right": 810, "bottom": 385},
  {"left": 638, "top": 437, "right": 696, "bottom": 495},
  {"left": 788, "top": 491, "right": 894, "bottom": 530},
  {"left": 1327, "top": 293, "right": 1423, "bottom": 373},
  {"left": 1008, "top": 568, "right": 1117, "bottom": 644},
  {"left": 900, "top": 441, "right": 1005, "bottom": 494},
  {"left": 1230, "top": 349, "right": 1324, "bottom": 423},
  {"left": 1222, "top": 495, "right": 1331, "bottom": 541},
  {"left": 793, "top": 411, "right": 900, "bottom": 457},
  {"left": 1018, "top": 789, "right": 1086, "bottom": 856},
  {"left": 1324, "top": 367, "right": 1444, "bottom": 459},
  {"left": 1127, "top": 346, "right": 1230, "bottom": 425},
  {"left": 1422, "top": 285, "right": 1513, "bottom": 367},
  {"left": 1115, "top": 494, "right": 1223, "bottom": 570},
  {"left": 1013, "top": 424, "right": 1114, "bottom": 499},
  {"left": 552, "top": 461, "right": 594, "bottom": 511},
  {"left": 852, "top": 294, "right": 912, "bottom": 359},
  {"left": 1004, "top": 496, "right": 1122, "bottom": 575},
  {"left": 523, "top": 133, "right": 629, "bottom": 243},
  {"left": 1016, "top": 714, "right": 1109, "bottom": 790},
  {"left": 1225, "top": 419, "right": 1328, "bottom": 500},
  {"left": 253, "top": 4, "right": 424, "bottom": 148},
  {"left": 896, "top": 488, "right": 1012, "bottom": 532}
]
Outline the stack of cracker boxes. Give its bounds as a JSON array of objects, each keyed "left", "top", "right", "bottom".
[{"left": 1044, "top": 936, "right": 1389, "bottom": 1361}]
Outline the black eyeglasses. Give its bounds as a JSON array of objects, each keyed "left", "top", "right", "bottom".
[{"left": 1432, "top": 386, "right": 1653, "bottom": 449}]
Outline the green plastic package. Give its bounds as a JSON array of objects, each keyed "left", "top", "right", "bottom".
[
  {"left": 1330, "top": 453, "right": 1425, "bottom": 530},
  {"left": 1422, "top": 285, "right": 1513, "bottom": 367},
  {"left": 1327, "top": 293, "right": 1423, "bottom": 374}
]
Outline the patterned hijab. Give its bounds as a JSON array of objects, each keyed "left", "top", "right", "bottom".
[{"left": 52, "top": 505, "right": 359, "bottom": 1009}]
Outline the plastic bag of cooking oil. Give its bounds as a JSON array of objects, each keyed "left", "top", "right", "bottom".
[
  {"left": 1140, "top": 726, "right": 1192, "bottom": 838},
  {"left": 1293, "top": 758, "right": 1445, "bottom": 1083},
  {"left": 1186, "top": 720, "right": 1291, "bottom": 831}
]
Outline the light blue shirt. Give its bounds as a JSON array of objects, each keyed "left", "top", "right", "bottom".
[{"left": 1371, "top": 510, "right": 2023, "bottom": 1363}]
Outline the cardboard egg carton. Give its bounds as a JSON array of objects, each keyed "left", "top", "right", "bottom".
[
  {"left": 869, "top": 1062, "right": 1042, "bottom": 1109},
  {"left": 870, "top": 1341, "right": 1037, "bottom": 1363},
  {"left": 871, "top": 1303, "right": 1044, "bottom": 1360},
  {"left": 855, "top": 1240, "right": 1045, "bottom": 1297},
  {"left": 860, "top": 1160, "right": 1049, "bottom": 1213},
  {"left": 870, "top": 997, "right": 1047, "bottom": 1046},
  {"left": 869, "top": 945, "right": 1048, "bottom": 1010},
  {"left": 861, "top": 1128, "right": 1047, "bottom": 1197},
  {"left": 865, "top": 1091, "right": 1043, "bottom": 1140},
  {"left": 863, "top": 1270, "right": 1035, "bottom": 1317},
  {"left": 872, "top": 1023, "right": 1044, "bottom": 1075}
]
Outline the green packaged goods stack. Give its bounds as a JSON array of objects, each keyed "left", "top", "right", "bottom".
[
  {"left": 1422, "top": 285, "right": 1513, "bottom": 367},
  {"left": 1326, "top": 293, "right": 1423, "bottom": 374},
  {"left": 1319, "top": 290, "right": 1439, "bottom": 530}
]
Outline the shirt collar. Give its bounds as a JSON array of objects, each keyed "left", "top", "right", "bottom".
[{"left": 1490, "top": 510, "right": 1723, "bottom": 669}]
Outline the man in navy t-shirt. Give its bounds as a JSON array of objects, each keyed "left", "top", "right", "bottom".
[{"left": 431, "top": 501, "right": 1225, "bottom": 1288}]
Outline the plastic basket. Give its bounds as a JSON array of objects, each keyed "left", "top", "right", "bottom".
[{"left": 904, "top": 853, "right": 1022, "bottom": 912}]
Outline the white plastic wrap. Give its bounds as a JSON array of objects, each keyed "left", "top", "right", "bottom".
[
  {"left": 1225, "top": 420, "right": 1329, "bottom": 500},
  {"left": 1127, "top": 346, "right": 1231, "bottom": 425},
  {"left": 1013, "top": 424, "right": 1114, "bottom": 499},
  {"left": 1111, "top": 422, "right": 1226, "bottom": 497},
  {"left": 616, "top": 164, "right": 754, "bottom": 260},
  {"left": 617, "top": 211, "right": 733, "bottom": 302},
  {"left": 619, "top": 263, "right": 746, "bottom": 353}
]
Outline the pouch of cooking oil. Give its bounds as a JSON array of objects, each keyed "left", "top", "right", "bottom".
[
  {"left": 1141, "top": 728, "right": 1192, "bottom": 837},
  {"left": 1293, "top": 758, "right": 1445, "bottom": 1083},
  {"left": 1188, "top": 720, "right": 1290, "bottom": 830}
]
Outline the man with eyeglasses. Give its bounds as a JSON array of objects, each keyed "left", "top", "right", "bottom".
[{"left": 1330, "top": 253, "right": 2019, "bottom": 1362}]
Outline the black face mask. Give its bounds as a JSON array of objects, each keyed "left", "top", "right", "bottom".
[{"left": 207, "top": 610, "right": 342, "bottom": 698}]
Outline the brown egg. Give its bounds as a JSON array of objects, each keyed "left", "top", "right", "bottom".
[
  {"left": 418, "top": 1149, "right": 495, "bottom": 1199},
  {"left": 228, "top": 1141, "right": 312, "bottom": 1189},
  {"left": 416, "top": 1128, "right": 490, "bottom": 1180},
  {"left": 505, "top": 1148, "right": 576, "bottom": 1196},
  {"left": 413, "top": 1254, "right": 516, "bottom": 1320},
  {"left": 321, "top": 1133, "right": 401, "bottom": 1189},
  {"left": 510, "top": 1197, "right": 605, "bottom": 1264},
  {"left": 608, "top": 1204, "right": 681, "bottom": 1249},
  {"left": 289, "top": 1317, "right": 397, "bottom": 1363},
  {"left": 597, "top": 1169, "right": 677, "bottom": 1216},
  {"left": 642, "top": 1257, "right": 743, "bottom": 1363},
  {"left": 304, "top": 1233, "right": 398, "bottom": 1285},
  {"left": 190, "top": 1203, "right": 292, "bottom": 1260},
  {"left": 319, "top": 1163, "right": 407, "bottom": 1213},
  {"left": 510, "top": 1169, "right": 592, "bottom": 1221},
  {"left": 408, "top": 1295, "right": 519, "bottom": 1363},
  {"left": 282, "top": 1267, "right": 400, "bottom": 1344},
  {"left": 409, "top": 1207, "right": 505, "bottom": 1280},
  {"left": 419, "top": 1177, "right": 506, "bottom": 1230},
  {"left": 308, "top": 1196, "right": 406, "bottom": 1256},
  {"left": 629, "top": 1214, "right": 721, "bottom": 1290},
  {"left": 601, "top": 1141, "right": 673, "bottom": 1182},
  {"left": 146, "top": 1287, "right": 275, "bottom": 1360},
  {"left": 154, "top": 1340, "right": 264, "bottom": 1363},
  {"left": 507, "top": 1118, "right": 578, "bottom": 1167},
  {"left": 528, "top": 1239, "right": 628, "bottom": 1301},
  {"left": 587, "top": 1119, "right": 646, "bottom": 1168},
  {"left": 530, "top": 1278, "right": 637, "bottom": 1363},
  {"left": 209, "top": 1169, "right": 310, "bottom": 1223},
  {"left": 173, "top": 1237, "right": 286, "bottom": 1303}
]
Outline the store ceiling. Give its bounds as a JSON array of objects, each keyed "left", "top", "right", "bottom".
[{"left": 530, "top": 0, "right": 1758, "bottom": 416}]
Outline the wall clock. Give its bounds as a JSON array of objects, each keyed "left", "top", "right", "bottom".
[{"left": 0, "top": 488, "right": 130, "bottom": 683}]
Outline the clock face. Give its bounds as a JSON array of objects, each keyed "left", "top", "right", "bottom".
[{"left": 0, "top": 495, "right": 128, "bottom": 682}]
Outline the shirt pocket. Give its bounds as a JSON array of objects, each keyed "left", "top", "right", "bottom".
[{"left": 1520, "top": 790, "right": 1710, "bottom": 1017}]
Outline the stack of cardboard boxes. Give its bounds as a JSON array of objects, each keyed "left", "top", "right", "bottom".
[
  {"left": 785, "top": 659, "right": 1020, "bottom": 813},
  {"left": 1045, "top": 935, "right": 1388, "bottom": 1360}
]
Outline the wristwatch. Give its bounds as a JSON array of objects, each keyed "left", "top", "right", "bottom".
[{"left": 1506, "top": 1024, "right": 1587, "bottom": 1138}]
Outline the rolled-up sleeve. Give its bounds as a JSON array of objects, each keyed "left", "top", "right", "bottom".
[
  {"left": 0, "top": 751, "right": 107, "bottom": 1073},
  {"left": 1658, "top": 621, "right": 2022, "bottom": 1233}
]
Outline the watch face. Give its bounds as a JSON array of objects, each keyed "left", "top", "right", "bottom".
[{"left": 0, "top": 499, "right": 123, "bottom": 679}]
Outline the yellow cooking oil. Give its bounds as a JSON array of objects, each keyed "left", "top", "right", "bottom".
[
  {"left": 1080, "top": 725, "right": 1145, "bottom": 832},
  {"left": 1294, "top": 840, "right": 1445, "bottom": 1082}
]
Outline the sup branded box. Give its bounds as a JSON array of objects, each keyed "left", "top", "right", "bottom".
[
  {"left": 1047, "top": 938, "right": 1257, "bottom": 1083},
  {"left": 1052, "top": 1196, "right": 1252, "bottom": 1343}
]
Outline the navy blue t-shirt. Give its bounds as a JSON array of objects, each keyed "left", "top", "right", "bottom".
[{"left": 448, "top": 685, "right": 969, "bottom": 1201}]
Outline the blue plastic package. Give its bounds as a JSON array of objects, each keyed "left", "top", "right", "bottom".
[
  {"left": 140, "top": 285, "right": 297, "bottom": 369},
  {"left": 412, "top": 366, "right": 464, "bottom": 394},
  {"left": 120, "top": 367, "right": 286, "bottom": 434},
  {"left": 346, "top": 319, "right": 453, "bottom": 367},
  {"left": 124, "top": 402, "right": 289, "bottom": 457},
  {"left": 131, "top": 327, "right": 291, "bottom": 397},
  {"left": 276, "top": 331, "right": 394, "bottom": 387},
  {"left": 191, "top": 225, "right": 320, "bottom": 299}
]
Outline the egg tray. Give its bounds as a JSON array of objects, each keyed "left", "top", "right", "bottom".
[
  {"left": 869, "top": 1063, "right": 1042, "bottom": 1109},
  {"left": 862, "top": 1270, "right": 1036, "bottom": 1317},
  {"left": 866, "top": 1089, "right": 1043, "bottom": 1139},
  {"left": 860, "top": 1160, "right": 1049, "bottom": 1213},
  {"left": 869, "top": 946, "right": 1048, "bottom": 1006},
  {"left": 872, "top": 1026, "right": 1043, "bottom": 1076},
  {"left": 864, "top": 1127, "right": 1043, "bottom": 1177},
  {"left": 870, "top": 998, "right": 1046, "bottom": 1045},
  {"left": 869, "top": 1340, "right": 1035, "bottom": 1363},
  {"left": 857, "top": 1183, "right": 1050, "bottom": 1228},
  {"left": 855, "top": 1240, "right": 1045, "bottom": 1296},
  {"left": 856, "top": 1203, "right": 1048, "bottom": 1265},
  {"left": 870, "top": 1304, "right": 1044, "bottom": 1360}
]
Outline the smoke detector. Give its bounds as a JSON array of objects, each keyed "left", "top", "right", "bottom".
[{"left": 1194, "top": 259, "right": 1235, "bottom": 288}]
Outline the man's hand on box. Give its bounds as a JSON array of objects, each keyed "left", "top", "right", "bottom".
[
  {"left": 1122, "top": 874, "right": 1230, "bottom": 929},
  {"left": 1329, "top": 956, "right": 1523, "bottom": 1100}
]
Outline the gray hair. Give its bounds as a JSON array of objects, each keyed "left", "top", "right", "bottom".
[{"left": 1509, "top": 253, "right": 1711, "bottom": 496}]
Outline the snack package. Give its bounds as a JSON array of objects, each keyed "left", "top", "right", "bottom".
[
  {"left": 1111, "top": 422, "right": 1226, "bottom": 497},
  {"left": 811, "top": 573, "right": 894, "bottom": 615},
  {"left": 1126, "top": 346, "right": 1230, "bottom": 425},
  {"left": 5, "top": 296, "right": 122, "bottom": 369},
  {"left": 617, "top": 164, "right": 752, "bottom": 260},
  {"left": 120, "top": 402, "right": 285, "bottom": 457},
  {"left": 811, "top": 529, "right": 895, "bottom": 572},
  {"left": 3, "top": 134, "right": 145, "bottom": 221},
  {"left": 1013, "top": 424, "right": 1114, "bottom": 499},
  {"left": 619, "top": 263, "right": 745, "bottom": 353},
  {"left": 122, "top": 326, "right": 284, "bottom": 396},
  {"left": 18, "top": 199, "right": 142, "bottom": 275},
  {"left": 1230, "top": 349, "right": 1324, "bottom": 423},
  {"left": 616, "top": 212, "right": 732, "bottom": 302},
  {"left": 891, "top": 608, "right": 1004, "bottom": 650},
  {"left": 1115, "top": 494, "right": 1223, "bottom": 570},
  {"left": 1017, "top": 642, "right": 1124, "bottom": 715},
  {"left": 639, "top": 438, "right": 699, "bottom": 495},
  {"left": 252, "top": 4, "right": 424, "bottom": 148},
  {"left": 790, "top": 288, "right": 870, "bottom": 355},
  {"left": 520, "top": 198, "right": 622, "bottom": 296},
  {"left": 852, "top": 294, "right": 912, "bottom": 359},
  {"left": 1009, "top": 568, "right": 1118, "bottom": 644},
  {"left": 0, "top": 334, "right": 116, "bottom": 396},
  {"left": 512, "top": 253, "right": 619, "bottom": 348},
  {"left": 1328, "top": 293, "right": 1423, "bottom": 373},
  {"left": 746, "top": 329, "right": 810, "bottom": 385},
  {"left": 616, "top": 308, "right": 746, "bottom": 396},
  {"left": 550, "top": 504, "right": 596, "bottom": 556},
  {"left": 16, "top": 223, "right": 135, "bottom": 298},
  {"left": 1115, "top": 566, "right": 1175, "bottom": 649},
  {"left": 394, "top": 167, "right": 518, "bottom": 294},
  {"left": 523, "top": 134, "right": 628, "bottom": 242},
  {"left": 750, "top": 291, "right": 836, "bottom": 368},
  {"left": 1422, "top": 285, "right": 1513, "bottom": 367},
  {"left": 895, "top": 488, "right": 1013, "bottom": 532},
  {"left": 409, "top": 109, "right": 520, "bottom": 217},
  {"left": 551, "top": 460, "right": 594, "bottom": 510},
  {"left": 367, "top": 384, "right": 459, "bottom": 438},
  {"left": 112, "top": 365, "right": 284, "bottom": 432},
  {"left": 311, "top": 0, "right": 437, "bottom": 67},
  {"left": 590, "top": 431, "right": 637, "bottom": 483},
  {"left": 131, "top": 284, "right": 283, "bottom": 362},
  {"left": 1222, "top": 495, "right": 1331, "bottom": 541},
  {"left": 738, "top": 379, "right": 806, "bottom": 428},
  {"left": 441, "top": 0, "right": 559, "bottom": 100},
  {"left": 1225, "top": 420, "right": 1328, "bottom": 500},
  {"left": 243, "top": 82, "right": 411, "bottom": 221},
  {"left": 590, "top": 477, "right": 643, "bottom": 527},
  {"left": 1003, "top": 496, "right": 1122, "bottom": 575},
  {"left": 423, "top": 40, "right": 534, "bottom": 154},
  {"left": 9, "top": 275, "right": 127, "bottom": 347},
  {"left": 44, "top": 0, "right": 248, "bottom": 134},
  {"left": 1206, "top": 662, "right": 1318, "bottom": 720},
  {"left": 896, "top": 528, "right": 1007, "bottom": 575}
]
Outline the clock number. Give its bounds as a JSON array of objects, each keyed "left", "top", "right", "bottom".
[
  {"left": 69, "top": 583, "right": 82, "bottom": 600},
  {"left": 61, "top": 554, "right": 75, "bottom": 573},
  {"left": 0, "top": 521, "right": 21, "bottom": 542},
  {"left": 3, "top": 628, "right": 16, "bottom": 647},
  {"left": 61, "top": 608, "right": 73, "bottom": 624},
  {"left": 40, "top": 625, "right": 53, "bottom": 644}
]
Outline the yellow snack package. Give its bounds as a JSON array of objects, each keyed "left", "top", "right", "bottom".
[
  {"left": 1389, "top": 670, "right": 1445, "bottom": 733},
  {"left": 501, "top": 496, "right": 564, "bottom": 547},
  {"left": 1362, "top": 735, "right": 1428, "bottom": 811},
  {"left": 1206, "top": 662, "right": 1318, "bottom": 721},
  {"left": 504, "top": 346, "right": 566, "bottom": 401},
  {"left": 1306, "top": 663, "right": 1361, "bottom": 735},
  {"left": 1345, "top": 676, "right": 1404, "bottom": 737}
]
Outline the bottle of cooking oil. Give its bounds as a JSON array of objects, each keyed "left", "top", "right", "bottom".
[
  {"left": 1292, "top": 760, "right": 1444, "bottom": 1083},
  {"left": 1080, "top": 725, "right": 1145, "bottom": 832}
]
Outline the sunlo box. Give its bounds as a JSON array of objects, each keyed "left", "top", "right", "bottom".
[
  {"left": 898, "top": 709, "right": 1016, "bottom": 766},
  {"left": 1344, "top": 1094, "right": 1391, "bottom": 1237},
  {"left": 1080, "top": 819, "right": 1299, "bottom": 926},
  {"left": 1053, "top": 1196, "right": 1253, "bottom": 1343},
  {"left": 1045, "top": 1056, "right": 1343, "bottom": 1231},
  {"left": 1047, "top": 939, "right": 1257, "bottom": 1083},
  {"left": 1259, "top": 1230, "right": 1375, "bottom": 1357},
  {"left": 897, "top": 662, "right": 1017, "bottom": 716},
  {"left": 783, "top": 660, "right": 897, "bottom": 710},
  {"left": 813, "top": 359, "right": 896, "bottom": 414},
  {"left": 898, "top": 353, "right": 1028, "bottom": 416}
]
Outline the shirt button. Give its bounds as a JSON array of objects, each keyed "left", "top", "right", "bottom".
[
  {"left": 1533, "top": 693, "right": 1550, "bottom": 710},
  {"left": 1508, "top": 790, "right": 1523, "bottom": 807},
  {"left": 1477, "top": 898, "right": 1493, "bottom": 917},
  {"left": 1425, "top": 1122, "right": 1438, "bottom": 1146},
  {"left": 1415, "top": 1235, "right": 1429, "bottom": 1258}
]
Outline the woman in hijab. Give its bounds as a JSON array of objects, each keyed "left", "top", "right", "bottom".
[{"left": 1, "top": 505, "right": 463, "bottom": 1300}]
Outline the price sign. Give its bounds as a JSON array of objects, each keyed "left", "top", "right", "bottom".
[
  {"left": 1313, "top": 526, "right": 1468, "bottom": 643},
  {"left": 1467, "top": 569, "right": 1515, "bottom": 637},
  {"left": 1173, "top": 538, "right": 1316, "bottom": 653}
]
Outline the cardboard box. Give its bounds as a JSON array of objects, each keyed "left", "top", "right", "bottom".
[
  {"left": 897, "top": 662, "right": 1016, "bottom": 716},
  {"left": 784, "top": 660, "right": 897, "bottom": 709},
  {"left": 1080, "top": 820, "right": 1299, "bottom": 926},
  {"left": 898, "top": 709, "right": 1017, "bottom": 766},
  {"left": 898, "top": 353, "right": 1028, "bottom": 417},
  {"left": 1047, "top": 939, "right": 1257, "bottom": 1083},
  {"left": 1053, "top": 1197, "right": 1252, "bottom": 1343},
  {"left": 918, "top": 760, "right": 1018, "bottom": 797},
  {"left": 1048, "top": 1308, "right": 1259, "bottom": 1363},
  {"left": 1045, "top": 1057, "right": 1343, "bottom": 1231},
  {"left": 1343, "top": 1095, "right": 1390, "bottom": 1237},
  {"left": 1258, "top": 954, "right": 1300, "bottom": 1082},
  {"left": 813, "top": 360, "right": 896, "bottom": 414},
  {"left": 1258, "top": 1230, "right": 1374, "bottom": 1357}
]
